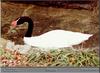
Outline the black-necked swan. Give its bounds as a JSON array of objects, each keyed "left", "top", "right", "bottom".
[{"left": 11, "top": 16, "right": 92, "bottom": 49}]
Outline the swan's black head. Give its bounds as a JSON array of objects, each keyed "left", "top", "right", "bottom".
[
  {"left": 11, "top": 16, "right": 34, "bottom": 37},
  {"left": 11, "top": 16, "right": 33, "bottom": 27}
]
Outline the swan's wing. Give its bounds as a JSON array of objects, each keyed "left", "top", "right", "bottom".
[
  {"left": 39, "top": 30, "right": 92, "bottom": 42},
  {"left": 23, "top": 30, "right": 92, "bottom": 48},
  {"left": 38, "top": 30, "right": 92, "bottom": 47}
]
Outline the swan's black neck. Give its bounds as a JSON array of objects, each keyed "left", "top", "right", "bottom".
[
  {"left": 17, "top": 16, "right": 34, "bottom": 37},
  {"left": 25, "top": 19, "right": 33, "bottom": 37}
]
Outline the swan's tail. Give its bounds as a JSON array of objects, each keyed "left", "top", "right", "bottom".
[{"left": 86, "top": 34, "right": 93, "bottom": 38}]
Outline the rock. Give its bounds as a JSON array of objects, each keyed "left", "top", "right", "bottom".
[
  {"left": 0, "top": 37, "right": 30, "bottom": 54},
  {"left": 0, "top": 38, "right": 7, "bottom": 49},
  {"left": 5, "top": 40, "right": 15, "bottom": 51},
  {"left": 6, "top": 41, "right": 31, "bottom": 54},
  {"left": 14, "top": 45, "right": 31, "bottom": 54}
]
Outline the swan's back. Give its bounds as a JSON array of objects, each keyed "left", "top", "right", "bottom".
[{"left": 24, "top": 30, "right": 92, "bottom": 48}]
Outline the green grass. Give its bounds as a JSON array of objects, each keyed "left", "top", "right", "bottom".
[
  {"left": 27, "top": 48, "right": 100, "bottom": 67},
  {"left": 0, "top": 47, "right": 99, "bottom": 67}
]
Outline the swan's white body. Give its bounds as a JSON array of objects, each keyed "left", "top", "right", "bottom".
[{"left": 24, "top": 30, "right": 92, "bottom": 49}]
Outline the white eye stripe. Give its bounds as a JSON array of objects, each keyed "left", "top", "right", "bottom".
[{"left": 16, "top": 17, "right": 20, "bottom": 22}]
